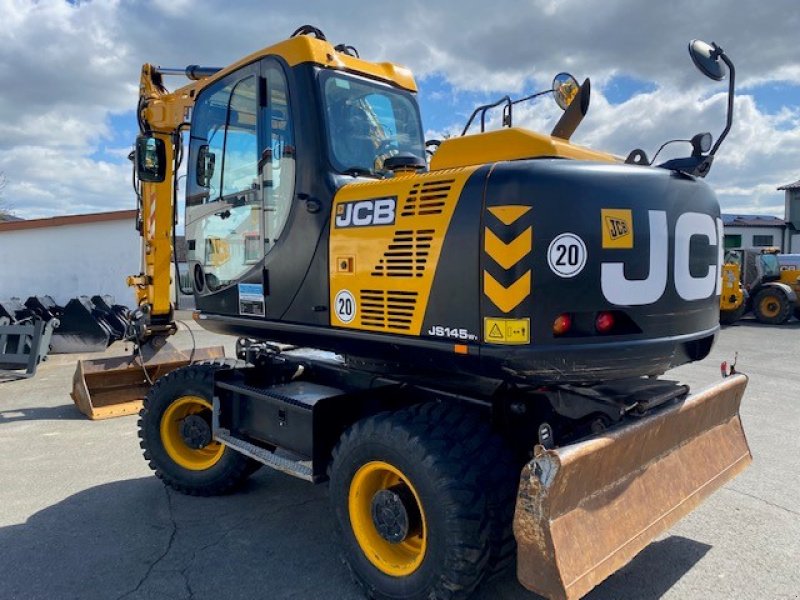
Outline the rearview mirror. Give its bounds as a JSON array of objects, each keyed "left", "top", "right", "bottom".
[
  {"left": 196, "top": 145, "right": 216, "bottom": 187},
  {"left": 135, "top": 135, "right": 166, "bottom": 183},
  {"left": 689, "top": 40, "right": 727, "bottom": 81},
  {"left": 552, "top": 73, "right": 580, "bottom": 111}
]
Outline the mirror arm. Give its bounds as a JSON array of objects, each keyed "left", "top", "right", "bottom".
[
  {"left": 510, "top": 89, "right": 554, "bottom": 107},
  {"left": 709, "top": 50, "right": 735, "bottom": 157}
]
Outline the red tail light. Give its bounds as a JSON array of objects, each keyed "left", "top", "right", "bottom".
[
  {"left": 553, "top": 313, "right": 572, "bottom": 336},
  {"left": 595, "top": 311, "right": 615, "bottom": 333}
]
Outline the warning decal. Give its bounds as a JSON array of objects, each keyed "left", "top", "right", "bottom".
[{"left": 484, "top": 317, "right": 531, "bottom": 344}]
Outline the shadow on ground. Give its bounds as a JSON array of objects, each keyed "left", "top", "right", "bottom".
[
  {"left": 0, "top": 472, "right": 711, "bottom": 600},
  {"left": 721, "top": 317, "right": 800, "bottom": 330},
  {"left": 0, "top": 403, "right": 85, "bottom": 422}
]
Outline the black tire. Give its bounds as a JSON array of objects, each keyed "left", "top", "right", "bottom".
[
  {"left": 329, "top": 402, "right": 518, "bottom": 600},
  {"left": 752, "top": 288, "right": 792, "bottom": 325},
  {"left": 138, "top": 363, "right": 260, "bottom": 496},
  {"left": 720, "top": 302, "right": 746, "bottom": 325},
  {"left": 794, "top": 307, "right": 800, "bottom": 321}
]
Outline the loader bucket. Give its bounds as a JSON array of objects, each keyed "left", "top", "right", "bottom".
[
  {"left": 71, "top": 343, "right": 225, "bottom": 419},
  {"left": 514, "top": 374, "right": 750, "bottom": 600}
]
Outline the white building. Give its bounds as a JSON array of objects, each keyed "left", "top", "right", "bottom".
[
  {"left": 0, "top": 210, "right": 140, "bottom": 307},
  {"left": 778, "top": 179, "right": 800, "bottom": 252},
  {"left": 721, "top": 214, "right": 788, "bottom": 251}
]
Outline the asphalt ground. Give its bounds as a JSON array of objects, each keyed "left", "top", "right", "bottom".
[{"left": 1, "top": 316, "right": 799, "bottom": 600}]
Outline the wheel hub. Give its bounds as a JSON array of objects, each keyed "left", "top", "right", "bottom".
[
  {"left": 370, "top": 484, "right": 420, "bottom": 543},
  {"left": 180, "top": 414, "right": 212, "bottom": 449}
]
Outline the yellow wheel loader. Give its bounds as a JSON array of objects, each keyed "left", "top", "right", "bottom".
[
  {"left": 719, "top": 261, "right": 747, "bottom": 324},
  {"left": 74, "top": 28, "right": 751, "bottom": 600},
  {"left": 721, "top": 248, "right": 798, "bottom": 325}
]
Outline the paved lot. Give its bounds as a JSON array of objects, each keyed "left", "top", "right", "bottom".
[{"left": 1, "top": 318, "right": 799, "bottom": 600}]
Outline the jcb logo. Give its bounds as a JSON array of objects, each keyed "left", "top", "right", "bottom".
[
  {"left": 606, "top": 217, "right": 629, "bottom": 239},
  {"left": 335, "top": 197, "right": 396, "bottom": 228},
  {"left": 601, "top": 210, "right": 723, "bottom": 305},
  {"left": 601, "top": 208, "right": 633, "bottom": 249}
]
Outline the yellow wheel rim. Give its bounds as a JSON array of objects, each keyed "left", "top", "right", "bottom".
[
  {"left": 160, "top": 396, "right": 224, "bottom": 471},
  {"left": 759, "top": 295, "right": 781, "bottom": 318},
  {"left": 348, "top": 461, "right": 427, "bottom": 577}
]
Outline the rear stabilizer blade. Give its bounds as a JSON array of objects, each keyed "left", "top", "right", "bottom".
[{"left": 514, "top": 374, "right": 750, "bottom": 600}]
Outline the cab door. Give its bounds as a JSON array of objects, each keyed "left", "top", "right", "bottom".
[{"left": 186, "top": 59, "right": 303, "bottom": 320}]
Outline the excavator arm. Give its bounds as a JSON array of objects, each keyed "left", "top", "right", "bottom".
[
  {"left": 127, "top": 64, "right": 205, "bottom": 340},
  {"left": 70, "top": 65, "right": 225, "bottom": 420}
]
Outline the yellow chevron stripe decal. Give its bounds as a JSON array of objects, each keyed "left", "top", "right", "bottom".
[
  {"left": 484, "top": 226, "right": 532, "bottom": 269},
  {"left": 487, "top": 205, "right": 531, "bottom": 226},
  {"left": 484, "top": 270, "right": 531, "bottom": 313}
]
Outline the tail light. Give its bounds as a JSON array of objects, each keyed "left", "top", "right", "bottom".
[
  {"left": 595, "top": 311, "right": 615, "bottom": 334},
  {"left": 553, "top": 313, "right": 572, "bottom": 336}
]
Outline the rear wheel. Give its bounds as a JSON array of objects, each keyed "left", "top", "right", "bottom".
[
  {"left": 329, "top": 403, "right": 516, "bottom": 600},
  {"left": 138, "top": 363, "right": 260, "bottom": 496},
  {"left": 752, "top": 288, "right": 792, "bottom": 324},
  {"left": 719, "top": 302, "right": 746, "bottom": 325}
]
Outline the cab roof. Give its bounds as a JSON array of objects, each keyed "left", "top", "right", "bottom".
[{"left": 200, "top": 35, "right": 417, "bottom": 92}]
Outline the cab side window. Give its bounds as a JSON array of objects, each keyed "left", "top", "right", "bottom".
[
  {"left": 261, "top": 63, "right": 295, "bottom": 252},
  {"left": 186, "top": 69, "right": 262, "bottom": 291}
]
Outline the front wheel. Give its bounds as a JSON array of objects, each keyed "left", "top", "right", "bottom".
[
  {"left": 329, "top": 403, "right": 513, "bottom": 600},
  {"left": 138, "top": 363, "right": 260, "bottom": 496},
  {"left": 752, "top": 288, "right": 792, "bottom": 325}
]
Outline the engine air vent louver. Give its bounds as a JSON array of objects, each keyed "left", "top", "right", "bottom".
[
  {"left": 359, "top": 290, "right": 418, "bottom": 331},
  {"left": 372, "top": 230, "right": 434, "bottom": 278},
  {"left": 400, "top": 179, "right": 455, "bottom": 217}
]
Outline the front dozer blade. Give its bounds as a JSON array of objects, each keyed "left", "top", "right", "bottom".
[
  {"left": 71, "top": 342, "right": 225, "bottom": 420},
  {"left": 514, "top": 374, "right": 750, "bottom": 600}
]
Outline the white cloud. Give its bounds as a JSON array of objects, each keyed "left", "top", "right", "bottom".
[{"left": 1, "top": 0, "right": 799, "bottom": 218}]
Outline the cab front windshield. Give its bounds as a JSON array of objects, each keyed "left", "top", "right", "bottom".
[
  {"left": 760, "top": 253, "right": 781, "bottom": 278},
  {"left": 321, "top": 72, "right": 424, "bottom": 175}
]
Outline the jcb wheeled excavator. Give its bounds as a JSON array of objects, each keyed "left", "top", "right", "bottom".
[{"left": 73, "top": 28, "right": 751, "bottom": 600}]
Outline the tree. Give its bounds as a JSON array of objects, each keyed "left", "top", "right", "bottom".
[{"left": 0, "top": 172, "right": 12, "bottom": 219}]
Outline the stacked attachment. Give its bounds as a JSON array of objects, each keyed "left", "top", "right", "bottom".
[
  {"left": 0, "top": 300, "right": 58, "bottom": 378},
  {"left": 24, "top": 295, "right": 130, "bottom": 354}
]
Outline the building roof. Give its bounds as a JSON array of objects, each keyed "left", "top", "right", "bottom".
[
  {"left": 721, "top": 213, "right": 786, "bottom": 227},
  {"left": 778, "top": 179, "right": 800, "bottom": 191},
  {"left": 0, "top": 209, "right": 136, "bottom": 232}
]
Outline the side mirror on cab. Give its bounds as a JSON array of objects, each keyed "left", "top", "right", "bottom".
[{"left": 135, "top": 135, "right": 167, "bottom": 183}]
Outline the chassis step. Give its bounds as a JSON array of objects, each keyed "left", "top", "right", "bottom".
[{"left": 214, "top": 427, "right": 314, "bottom": 481}]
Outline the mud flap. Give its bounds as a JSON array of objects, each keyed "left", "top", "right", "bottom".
[
  {"left": 71, "top": 342, "right": 225, "bottom": 419},
  {"left": 514, "top": 374, "right": 750, "bottom": 600}
]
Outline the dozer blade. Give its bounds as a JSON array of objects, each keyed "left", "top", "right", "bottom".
[
  {"left": 514, "top": 374, "right": 750, "bottom": 600},
  {"left": 71, "top": 342, "right": 225, "bottom": 420}
]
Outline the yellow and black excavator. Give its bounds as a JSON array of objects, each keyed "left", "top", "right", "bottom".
[{"left": 73, "top": 27, "right": 751, "bottom": 600}]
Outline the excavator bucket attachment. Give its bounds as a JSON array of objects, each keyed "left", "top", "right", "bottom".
[
  {"left": 71, "top": 342, "right": 225, "bottom": 419},
  {"left": 514, "top": 374, "right": 750, "bottom": 600}
]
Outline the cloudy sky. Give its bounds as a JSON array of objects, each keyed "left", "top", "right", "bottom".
[{"left": 2, "top": 0, "right": 799, "bottom": 219}]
